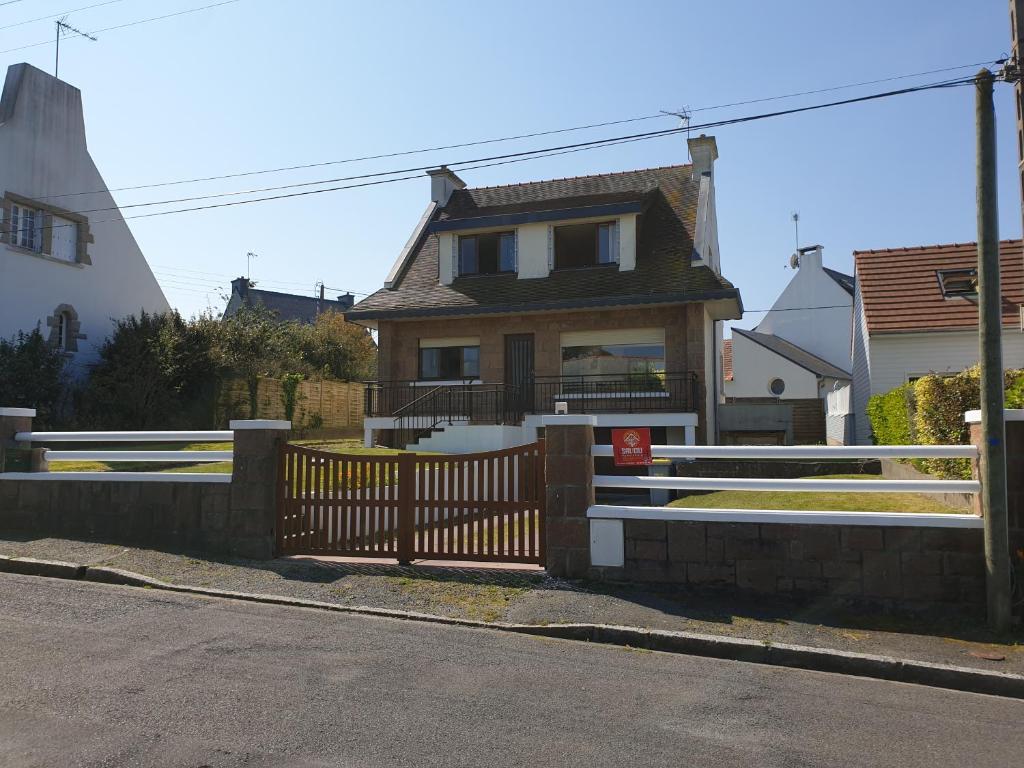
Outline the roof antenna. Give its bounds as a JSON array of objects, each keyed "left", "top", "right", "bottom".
[
  {"left": 661, "top": 106, "right": 692, "bottom": 159},
  {"left": 788, "top": 212, "right": 801, "bottom": 269},
  {"left": 246, "top": 251, "right": 258, "bottom": 281},
  {"left": 54, "top": 17, "right": 97, "bottom": 79}
]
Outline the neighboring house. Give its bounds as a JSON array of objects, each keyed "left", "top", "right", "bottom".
[
  {"left": 345, "top": 135, "right": 743, "bottom": 451},
  {"left": 722, "top": 244, "right": 853, "bottom": 444},
  {"left": 851, "top": 239, "right": 1024, "bottom": 444},
  {"left": 223, "top": 277, "right": 355, "bottom": 323},
  {"left": 0, "top": 63, "right": 168, "bottom": 376}
]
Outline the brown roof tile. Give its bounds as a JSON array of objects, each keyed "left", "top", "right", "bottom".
[
  {"left": 853, "top": 240, "right": 1024, "bottom": 334},
  {"left": 348, "top": 164, "right": 739, "bottom": 320}
]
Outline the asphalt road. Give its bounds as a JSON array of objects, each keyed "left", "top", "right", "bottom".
[{"left": 0, "top": 574, "right": 1020, "bottom": 768}]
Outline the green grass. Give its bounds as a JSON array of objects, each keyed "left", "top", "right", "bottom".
[{"left": 668, "top": 474, "right": 961, "bottom": 514}]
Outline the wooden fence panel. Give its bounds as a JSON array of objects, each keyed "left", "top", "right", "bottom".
[
  {"left": 221, "top": 378, "right": 365, "bottom": 429},
  {"left": 277, "top": 441, "right": 545, "bottom": 564}
]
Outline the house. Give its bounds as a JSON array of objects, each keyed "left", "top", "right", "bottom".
[
  {"left": 0, "top": 63, "right": 169, "bottom": 376},
  {"left": 224, "top": 277, "right": 355, "bottom": 323},
  {"left": 722, "top": 244, "right": 853, "bottom": 444},
  {"left": 851, "top": 239, "right": 1024, "bottom": 444},
  {"left": 345, "top": 135, "right": 743, "bottom": 451}
]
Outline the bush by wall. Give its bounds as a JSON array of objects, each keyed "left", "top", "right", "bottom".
[
  {"left": 0, "top": 329, "right": 66, "bottom": 426},
  {"left": 868, "top": 366, "right": 1024, "bottom": 478}
]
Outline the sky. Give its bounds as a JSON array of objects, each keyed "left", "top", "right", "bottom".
[{"left": 1, "top": 0, "right": 1019, "bottom": 335}]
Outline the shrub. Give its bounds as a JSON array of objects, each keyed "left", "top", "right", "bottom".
[
  {"left": 866, "top": 383, "right": 914, "bottom": 446},
  {"left": 280, "top": 372, "right": 305, "bottom": 423},
  {"left": 0, "top": 329, "right": 66, "bottom": 426}
]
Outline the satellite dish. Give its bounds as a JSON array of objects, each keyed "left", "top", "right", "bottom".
[{"left": 789, "top": 252, "right": 800, "bottom": 269}]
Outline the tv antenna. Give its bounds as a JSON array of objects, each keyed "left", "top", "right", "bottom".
[
  {"left": 246, "top": 251, "right": 258, "bottom": 280},
  {"left": 661, "top": 106, "right": 692, "bottom": 157},
  {"left": 54, "top": 17, "right": 97, "bottom": 79},
  {"left": 788, "top": 212, "right": 801, "bottom": 269}
]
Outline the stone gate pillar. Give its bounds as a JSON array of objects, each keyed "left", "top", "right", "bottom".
[
  {"left": 0, "top": 408, "right": 34, "bottom": 473},
  {"left": 229, "top": 419, "right": 291, "bottom": 559},
  {"left": 542, "top": 415, "right": 596, "bottom": 578}
]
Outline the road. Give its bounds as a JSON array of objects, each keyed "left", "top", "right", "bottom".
[{"left": 0, "top": 573, "right": 1020, "bottom": 768}]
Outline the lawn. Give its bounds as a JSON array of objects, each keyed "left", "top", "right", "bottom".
[
  {"left": 48, "top": 438, "right": 403, "bottom": 475},
  {"left": 668, "top": 474, "right": 962, "bottom": 514}
]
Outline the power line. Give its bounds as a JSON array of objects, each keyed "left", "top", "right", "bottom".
[
  {"left": 0, "top": 0, "right": 242, "bottom": 53},
  {"left": 39, "top": 74, "right": 981, "bottom": 223},
  {"left": 38, "top": 58, "right": 999, "bottom": 202},
  {"left": 151, "top": 266, "right": 373, "bottom": 296},
  {"left": 14, "top": 73, "right": 982, "bottom": 238},
  {"left": 0, "top": 0, "right": 126, "bottom": 32}
]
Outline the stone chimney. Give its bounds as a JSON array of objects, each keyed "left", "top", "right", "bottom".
[
  {"left": 796, "top": 244, "right": 823, "bottom": 271},
  {"left": 231, "top": 276, "right": 251, "bottom": 301},
  {"left": 426, "top": 166, "right": 466, "bottom": 206},
  {"left": 337, "top": 293, "right": 355, "bottom": 310},
  {"left": 687, "top": 134, "right": 718, "bottom": 181}
]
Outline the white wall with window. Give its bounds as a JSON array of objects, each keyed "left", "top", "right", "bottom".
[
  {"left": 724, "top": 332, "right": 821, "bottom": 399},
  {"left": 417, "top": 337, "right": 481, "bottom": 382},
  {"left": 0, "top": 63, "right": 169, "bottom": 376}
]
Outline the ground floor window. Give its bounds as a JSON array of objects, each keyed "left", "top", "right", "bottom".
[
  {"left": 418, "top": 338, "right": 480, "bottom": 380},
  {"left": 559, "top": 328, "right": 665, "bottom": 388}
]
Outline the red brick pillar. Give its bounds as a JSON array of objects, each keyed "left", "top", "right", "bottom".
[
  {"left": 542, "top": 416, "right": 596, "bottom": 578},
  {"left": 0, "top": 407, "right": 35, "bottom": 473}
]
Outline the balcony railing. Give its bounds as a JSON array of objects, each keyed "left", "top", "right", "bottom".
[{"left": 365, "top": 372, "right": 698, "bottom": 421}]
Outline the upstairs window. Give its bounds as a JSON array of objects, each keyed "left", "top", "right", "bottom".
[
  {"left": 458, "top": 231, "right": 516, "bottom": 276},
  {"left": 553, "top": 221, "right": 617, "bottom": 270},
  {"left": 419, "top": 343, "right": 480, "bottom": 380},
  {"left": 9, "top": 203, "right": 43, "bottom": 252}
]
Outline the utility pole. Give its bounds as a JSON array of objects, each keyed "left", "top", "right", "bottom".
[
  {"left": 1009, "top": 0, "right": 1024, "bottom": 252},
  {"left": 975, "top": 69, "right": 1012, "bottom": 633}
]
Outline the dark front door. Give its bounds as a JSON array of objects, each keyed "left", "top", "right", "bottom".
[{"left": 504, "top": 334, "right": 535, "bottom": 417}]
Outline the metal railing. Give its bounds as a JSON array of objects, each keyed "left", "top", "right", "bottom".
[
  {"left": 588, "top": 443, "right": 983, "bottom": 528},
  {"left": 390, "top": 385, "right": 521, "bottom": 448}
]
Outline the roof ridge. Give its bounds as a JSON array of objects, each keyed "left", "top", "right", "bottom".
[
  {"left": 461, "top": 163, "right": 693, "bottom": 193},
  {"left": 853, "top": 238, "right": 1024, "bottom": 256}
]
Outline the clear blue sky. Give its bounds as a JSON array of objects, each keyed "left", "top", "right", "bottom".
[{"left": 2, "top": 0, "right": 1017, "bottom": 333}]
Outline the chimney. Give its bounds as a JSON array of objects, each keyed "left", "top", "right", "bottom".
[
  {"left": 426, "top": 166, "right": 466, "bottom": 206},
  {"left": 337, "top": 293, "right": 355, "bottom": 310},
  {"left": 231, "top": 276, "right": 251, "bottom": 300},
  {"left": 796, "top": 244, "right": 823, "bottom": 271},
  {"left": 687, "top": 134, "right": 719, "bottom": 181}
]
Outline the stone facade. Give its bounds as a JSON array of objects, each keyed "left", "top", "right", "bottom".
[
  {"left": 602, "top": 519, "right": 985, "bottom": 609},
  {"left": 377, "top": 303, "right": 710, "bottom": 441}
]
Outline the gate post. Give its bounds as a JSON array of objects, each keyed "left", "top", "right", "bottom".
[
  {"left": 229, "top": 419, "right": 291, "bottom": 559},
  {"left": 542, "top": 415, "right": 596, "bottom": 578},
  {"left": 0, "top": 407, "right": 35, "bottom": 473},
  {"left": 397, "top": 452, "right": 415, "bottom": 564}
]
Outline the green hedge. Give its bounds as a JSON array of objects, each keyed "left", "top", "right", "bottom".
[{"left": 868, "top": 366, "right": 1024, "bottom": 479}]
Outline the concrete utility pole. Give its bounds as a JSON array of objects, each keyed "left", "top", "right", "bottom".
[
  {"left": 1010, "top": 1, "right": 1024, "bottom": 251},
  {"left": 975, "top": 69, "right": 1012, "bottom": 633}
]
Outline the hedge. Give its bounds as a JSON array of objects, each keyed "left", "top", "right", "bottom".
[{"left": 868, "top": 366, "right": 1024, "bottom": 478}]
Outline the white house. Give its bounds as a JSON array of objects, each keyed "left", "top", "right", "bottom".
[
  {"left": 0, "top": 63, "right": 168, "bottom": 377},
  {"left": 851, "top": 239, "right": 1024, "bottom": 444}
]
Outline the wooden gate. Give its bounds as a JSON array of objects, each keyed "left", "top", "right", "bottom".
[{"left": 277, "top": 441, "right": 545, "bottom": 565}]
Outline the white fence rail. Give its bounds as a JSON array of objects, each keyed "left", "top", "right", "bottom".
[
  {"left": 42, "top": 450, "right": 233, "bottom": 463},
  {"left": 14, "top": 430, "right": 233, "bottom": 443},
  {"left": 593, "top": 475, "right": 980, "bottom": 494},
  {"left": 591, "top": 444, "right": 977, "bottom": 460}
]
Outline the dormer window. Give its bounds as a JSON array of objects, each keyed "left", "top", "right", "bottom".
[
  {"left": 458, "top": 231, "right": 516, "bottom": 276},
  {"left": 554, "top": 221, "right": 618, "bottom": 269},
  {"left": 937, "top": 268, "right": 978, "bottom": 299}
]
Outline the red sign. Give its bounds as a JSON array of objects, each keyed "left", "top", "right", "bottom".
[{"left": 611, "top": 428, "right": 653, "bottom": 467}]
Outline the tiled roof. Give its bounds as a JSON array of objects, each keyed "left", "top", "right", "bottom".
[
  {"left": 722, "top": 339, "right": 733, "bottom": 381},
  {"left": 823, "top": 267, "right": 854, "bottom": 296},
  {"left": 225, "top": 288, "right": 352, "bottom": 324},
  {"left": 732, "top": 328, "right": 851, "bottom": 379},
  {"left": 853, "top": 240, "right": 1024, "bottom": 334},
  {"left": 347, "top": 165, "right": 740, "bottom": 320}
]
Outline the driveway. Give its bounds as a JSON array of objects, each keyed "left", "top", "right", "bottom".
[{"left": 0, "top": 573, "right": 1021, "bottom": 767}]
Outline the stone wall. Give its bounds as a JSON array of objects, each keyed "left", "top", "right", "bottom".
[{"left": 601, "top": 520, "right": 985, "bottom": 609}]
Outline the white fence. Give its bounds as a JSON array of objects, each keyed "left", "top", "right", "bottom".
[
  {"left": 589, "top": 443, "right": 983, "bottom": 530},
  {"left": 3, "top": 429, "right": 236, "bottom": 484}
]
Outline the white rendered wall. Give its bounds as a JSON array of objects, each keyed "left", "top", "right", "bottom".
[
  {"left": 409, "top": 424, "right": 533, "bottom": 453},
  {"left": 727, "top": 333, "right": 821, "bottom": 399},
  {"left": 754, "top": 250, "right": 852, "bottom": 372},
  {"left": 0, "top": 64, "right": 168, "bottom": 378}
]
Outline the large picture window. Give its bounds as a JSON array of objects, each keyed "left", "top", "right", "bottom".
[
  {"left": 458, "top": 231, "right": 516, "bottom": 276},
  {"left": 553, "top": 221, "right": 617, "bottom": 270},
  {"left": 419, "top": 341, "right": 480, "bottom": 380},
  {"left": 560, "top": 328, "right": 665, "bottom": 389}
]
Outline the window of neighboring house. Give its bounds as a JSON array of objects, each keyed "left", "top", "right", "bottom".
[
  {"left": 9, "top": 203, "right": 43, "bottom": 252},
  {"left": 57, "top": 312, "right": 70, "bottom": 352},
  {"left": 458, "top": 231, "right": 516, "bottom": 276},
  {"left": 769, "top": 378, "right": 786, "bottom": 396},
  {"left": 419, "top": 344, "right": 480, "bottom": 380},
  {"left": 50, "top": 216, "right": 78, "bottom": 262},
  {"left": 937, "top": 268, "right": 978, "bottom": 299},
  {"left": 553, "top": 221, "right": 617, "bottom": 269}
]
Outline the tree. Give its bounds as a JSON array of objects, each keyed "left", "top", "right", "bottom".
[
  {"left": 295, "top": 310, "right": 376, "bottom": 382},
  {"left": 217, "top": 305, "right": 297, "bottom": 418},
  {"left": 0, "top": 329, "right": 66, "bottom": 426}
]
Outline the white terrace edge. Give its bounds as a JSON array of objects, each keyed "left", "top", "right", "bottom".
[{"left": 964, "top": 408, "right": 1024, "bottom": 424}]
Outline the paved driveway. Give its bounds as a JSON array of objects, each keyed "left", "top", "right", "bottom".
[{"left": 0, "top": 572, "right": 1020, "bottom": 767}]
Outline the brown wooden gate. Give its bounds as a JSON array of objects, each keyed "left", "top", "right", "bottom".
[{"left": 277, "top": 441, "right": 545, "bottom": 565}]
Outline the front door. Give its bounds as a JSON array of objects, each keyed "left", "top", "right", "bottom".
[{"left": 504, "top": 334, "right": 535, "bottom": 417}]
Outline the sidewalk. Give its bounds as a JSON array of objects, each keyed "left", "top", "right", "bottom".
[{"left": 1, "top": 535, "right": 1021, "bottom": 676}]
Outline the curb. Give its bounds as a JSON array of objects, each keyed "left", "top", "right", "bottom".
[{"left": 2, "top": 555, "right": 1022, "bottom": 700}]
